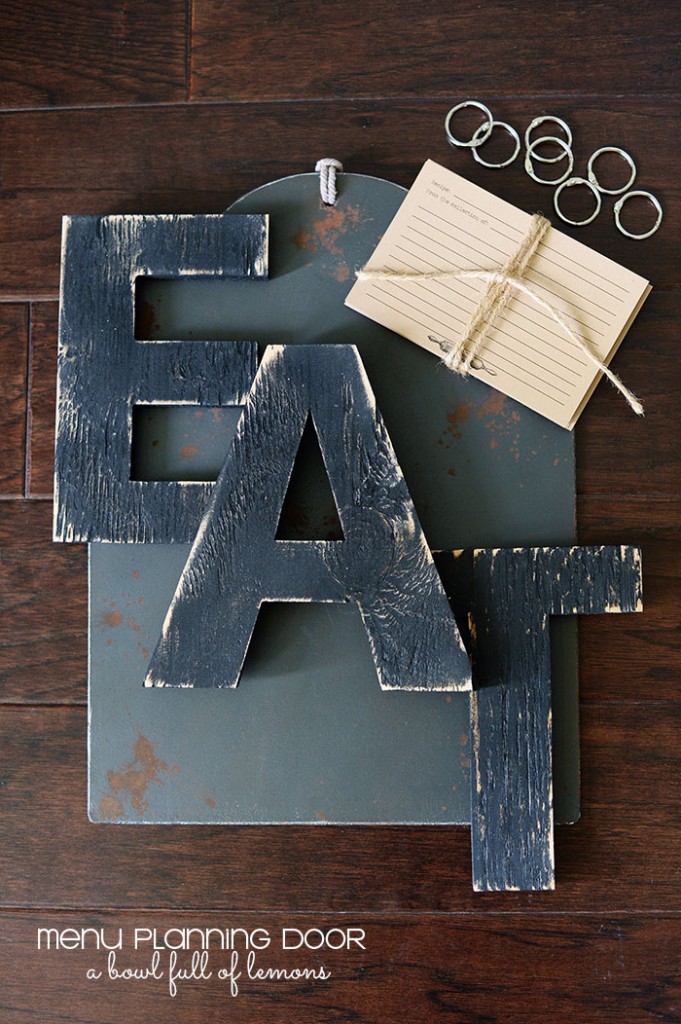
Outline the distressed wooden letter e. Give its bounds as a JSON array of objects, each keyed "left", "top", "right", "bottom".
[{"left": 146, "top": 345, "right": 471, "bottom": 693}]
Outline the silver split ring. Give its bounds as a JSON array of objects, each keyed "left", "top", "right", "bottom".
[
  {"left": 524, "top": 116, "right": 573, "bottom": 163},
  {"left": 471, "top": 120, "right": 521, "bottom": 168},
  {"left": 587, "top": 146, "right": 637, "bottom": 195},
  {"left": 614, "top": 190, "right": 663, "bottom": 240},
  {"left": 554, "top": 176, "right": 602, "bottom": 226},
  {"left": 525, "top": 135, "right": 574, "bottom": 184},
  {"left": 445, "top": 100, "right": 494, "bottom": 148}
]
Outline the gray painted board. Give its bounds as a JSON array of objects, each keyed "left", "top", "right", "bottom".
[{"left": 89, "top": 171, "right": 578, "bottom": 827}]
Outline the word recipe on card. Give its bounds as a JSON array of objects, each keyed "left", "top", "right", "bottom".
[{"left": 346, "top": 160, "right": 650, "bottom": 429}]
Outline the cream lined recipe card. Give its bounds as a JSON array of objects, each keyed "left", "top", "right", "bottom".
[{"left": 346, "top": 160, "right": 650, "bottom": 429}]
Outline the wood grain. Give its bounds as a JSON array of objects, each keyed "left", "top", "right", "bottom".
[
  {"left": 0, "top": 98, "right": 678, "bottom": 301},
  {"left": 1, "top": 911, "right": 679, "bottom": 1024},
  {"left": 0, "top": 305, "right": 27, "bottom": 498},
  {"left": 578, "top": 495, "right": 681, "bottom": 701},
  {"left": 0, "top": 703, "right": 677, "bottom": 912},
  {"left": 26, "top": 304, "right": 57, "bottom": 498},
  {"left": 0, "top": 502, "right": 86, "bottom": 704},
  {"left": 0, "top": 0, "right": 186, "bottom": 109},
  {"left": 577, "top": 291, "right": 681, "bottom": 494},
  {"left": 190, "top": 0, "right": 681, "bottom": 100}
]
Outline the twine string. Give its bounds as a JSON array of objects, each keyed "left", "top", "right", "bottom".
[{"left": 356, "top": 213, "right": 643, "bottom": 416}]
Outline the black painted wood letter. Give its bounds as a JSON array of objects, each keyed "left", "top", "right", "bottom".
[{"left": 146, "top": 344, "right": 472, "bottom": 692}]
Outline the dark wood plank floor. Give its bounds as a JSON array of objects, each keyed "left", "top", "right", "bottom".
[{"left": 0, "top": 2, "right": 679, "bottom": 1020}]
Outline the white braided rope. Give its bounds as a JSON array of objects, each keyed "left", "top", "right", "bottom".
[{"left": 315, "top": 158, "right": 343, "bottom": 205}]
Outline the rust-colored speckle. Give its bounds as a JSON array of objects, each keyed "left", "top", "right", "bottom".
[
  {"left": 553, "top": 457, "right": 560, "bottom": 466},
  {"left": 180, "top": 445, "right": 198, "bottom": 459},
  {"left": 476, "top": 390, "right": 507, "bottom": 418},
  {"left": 459, "top": 732, "right": 469, "bottom": 748},
  {"left": 292, "top": 228, "right": 316, "bottom": 252},
  {"left": 104, "top": 733, "right": 174, "bottom": 814},
  {"left": 444, "top": 694, "right": 452, "bottom": 703},
  {"left": 447, "top": 402, "right": 473, "bottom": 428},
  {"left": 151, "top": 439, "right": 159, "bottom": 447},
  {"left": 293, "top": 206, "right": 369, "bottom": 280},
  {"left": 317, "top": 811, "right": 327, "bottom": 821},
  {"left": 132, "top": 570, "right": 140, "bottom": 579},
  {"left": 447, "top": 468, "right": 456, "bottom": 477},
  {"left": 204, "top": 794, "right": 216, "bottom": 809},
  {"left": 442, "top": 401, "right": 473, "bottom": 442},
  {"left": 103, "top": 610, "right": 123, "bottom": 628},
  {"left": 194, "top": 409, "right": 204, "bottom": 418},
  {"left": 99, "top": 794, "right": 124, "bottom": 819},
  {"left": 473, "top": 388, "right": 526, "bottom": 461},
  {"left": 141, "top": 647, "right": 149, "bottom": 658},
  {"left": 136, "top": 299, "right": 160, "bottom": 339}
]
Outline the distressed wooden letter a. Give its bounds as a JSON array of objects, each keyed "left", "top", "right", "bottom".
[{"left": 146, "top": 345, "right": 471, "bottom": 692}]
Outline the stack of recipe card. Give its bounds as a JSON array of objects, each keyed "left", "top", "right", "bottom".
[{"left": 346, "top": 160, "right": 650, "bottom": 429}]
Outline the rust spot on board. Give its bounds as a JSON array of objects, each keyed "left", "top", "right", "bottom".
[
  {"left": 293, "top": 206, "right": 371, "bottom": 280},
  {"left": 132, "top": 570, "right": 140, "bottom": 579},
  {"left": 476, "top": 390, "right": 507, "bottom": 418},
  {"left": 473, "top": 388, "right": 525, "bottom": 461},
  {"left": 292, "top": 227, "right": 316, "bottom": 252},
  {"left": 98, "top": 794, "right": 124, "bottom": 819},
  {"left": 315, "top": 209, "right": 346, "bottom": 244},
  {"left": 204, "top": 794, "right": 217, "bottom": 809},
  {"left": 136, "top": 299, "right": 160, "bottom": 339},
  {"left": 102, "top": 610, "right": 123, "bottom": 627},
  {"left": 103, "top": 733, "right": 174, "bottom": 814},
  {"left": 442, "top": 401, "right": 473, "bottom": 442},
  {"left": 180, "top": 445, "right": 198, "bottom": 459}
]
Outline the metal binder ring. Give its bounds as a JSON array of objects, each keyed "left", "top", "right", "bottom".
[
  {"left": 587, "top": 146, "right": 637, "bottom": 195},
  {"left": 524, "top": 116, "right": 573, "bottom": 163},
  {"left": 471, "top": 120, "right": 521, "bottom": 168},
  {"left": 525, "top": 136, "right": 574, "bottom": 184},
  {"left": 445, "top": 100, "right": 494, "bottom": 148},
  {"left": 614, "top": 190, "right": 663, "bottom": 239},
  {"left": 554, "top": 176, "right": 602, "bottom": 226}
]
